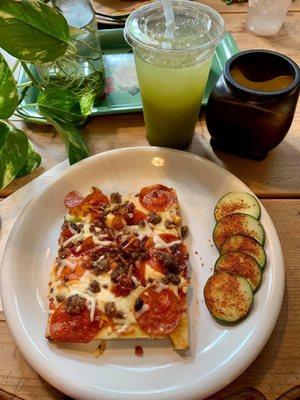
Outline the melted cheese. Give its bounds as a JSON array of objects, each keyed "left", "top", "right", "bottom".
[
  {"left": 62, "top": 225, "right": 113, "bottom": 248},
  {"left": 144, "top": 263, "right": 164, "bottom": 281},
  {"left": 49, "top": 188, "right": 188, "bottom": 332}
]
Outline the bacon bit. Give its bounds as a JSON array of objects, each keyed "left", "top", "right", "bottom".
[
  {"left": 111, "top": 276, "right": 135, "bottom": 297},
  {"left": 144, "top": 237, "right": 154, "bottom": 249},
  {"left": 135, "top": 345, "right": 144, "bottom": 357},
  {"left": 77, "top": 236, "right": 94, "bottom": 254}
]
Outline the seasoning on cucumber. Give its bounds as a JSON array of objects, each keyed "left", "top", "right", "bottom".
[
  {"left": 214, "top": 252, "right": 262, "bottom": 291},
  {"left": 220, "top": 234, "right": 266, "bottom": 269},
  {"left": 204, "top": 272, "right": 253, "bottom": 322},
  {"left": 213, "top": 213, "right": 265, "bottom": 251},
  {"left": 214, "top": 192, "right": 261, "bottom": 221}
]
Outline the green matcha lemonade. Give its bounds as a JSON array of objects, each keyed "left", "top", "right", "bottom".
[{"left": 125, "top": 1, "right": 224, "bottom": 147}]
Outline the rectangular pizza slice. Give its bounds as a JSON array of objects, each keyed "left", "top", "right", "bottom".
[{"left": 47, "top": 184, "right": 190, "bottom": 350}]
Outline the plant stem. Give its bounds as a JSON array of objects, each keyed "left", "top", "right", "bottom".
[
  {"left": 17, "top": 81, "right": 32, "bottom": 88},
  {"left": 20, "top": 61, "right": 43, "bottom": 91},
  {"left": 11, "top": 60, "right": 20, "bottom": 74},
  {"left": 17, "top": 85, "right": 32, "bottom": 106},
  {"left": 17, "top": 103, "right": 38, "bottom": 109},
  {"left": 4, "top": 119, "right": 16, "bottom": 129}
]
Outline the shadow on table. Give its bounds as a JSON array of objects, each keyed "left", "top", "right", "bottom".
[
  {"left": 189, "top": 129, "right": 300, "bottom": 197},
  {"left": 259, "top": 15, "right": 300, "bottom": 52}
]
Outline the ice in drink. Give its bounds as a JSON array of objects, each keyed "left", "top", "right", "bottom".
[{"left": 125, "top": 1, "right": 224, "bottom": 148}]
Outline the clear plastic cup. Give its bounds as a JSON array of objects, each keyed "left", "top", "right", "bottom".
[
  {"left": 124, "top": 1, "right": 224, "bottom": 148},
  {"left": 246, "top": 0, "right": 292, "bottom": 36}
]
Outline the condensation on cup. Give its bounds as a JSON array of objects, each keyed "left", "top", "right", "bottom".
[{"left": 246, "top": 0, "right": 292, "bottom": 36}]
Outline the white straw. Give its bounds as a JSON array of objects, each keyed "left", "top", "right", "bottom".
[{"left": 162, "top": 0, "right": 175, "bottom": 44}]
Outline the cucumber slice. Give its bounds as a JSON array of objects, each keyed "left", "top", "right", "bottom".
[
  {"left": 213, "top": 213, "right": 265, "bottom": 250},
  {"left": 214, "top": 252, "right": 262, "bottom": 291},
  {"left": 214, "top": 192, "right": 261, "bottom": 221},
  {"left": 204, "top": 272, "right": 253, "bottom": 322},
  {"left": 220, "top": 234, "right": 266, "bottom": 269}
]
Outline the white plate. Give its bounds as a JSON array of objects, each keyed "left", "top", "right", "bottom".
[{"left": 1, "top": 147, "right": 284, "bottom": 400}]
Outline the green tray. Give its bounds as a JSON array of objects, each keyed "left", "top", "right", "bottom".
[{"left": 16, "top": 28, "right": 239, "bottom": 124}]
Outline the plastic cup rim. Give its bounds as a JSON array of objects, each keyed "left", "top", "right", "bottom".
[{"left": 124, "top": 0, "right": 225, "bottom": 53}]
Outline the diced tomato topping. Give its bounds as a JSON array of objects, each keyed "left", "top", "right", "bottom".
[
  {"left": 125, "top": 209, "right": 147, "bottom": 226},
  {"left": 150, "top": 251, "right": 166, "bottom": 274},
  {"left": 112, "top": 215, "right": 126, "bottom": 231},
  {"left": 160, "top": 233, "right": 179, "bottom": 244},
  {"left": 133, "top": 260, "right": 146, "bottom": 286},
  {"left": 65, "top": 191, "right": 84, "bottom": 208},
  {"left": 139, "top": 184, "right": 174, "bottom": 212},
  {"left": 135, "top": 288, "right": 185, "bottom": 336},
  {"left": 76, "top": 236, "right": 94, "bottom": 254},
  {"left": 61, "top": 228, "right": 73, "bottom": 241},
  {"left": 60, "top": 264, "right": 85, "bottom": 281},
  {"left": 144, "top": 237, "right": 154, "bottom": 250},
  {"left": 49, "top": 303, "right": 102, "bottom": 343}
]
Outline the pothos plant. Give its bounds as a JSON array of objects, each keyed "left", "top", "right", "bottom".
[{"left": 0, "top": 0, "right": 104, "bottom": 190}]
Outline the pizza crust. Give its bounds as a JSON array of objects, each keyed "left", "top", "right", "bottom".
[{"left": 46, "top": 313, "right": 189, "bottom": 350}]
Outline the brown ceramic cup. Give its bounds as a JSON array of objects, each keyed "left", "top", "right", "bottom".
[{"left": 206, "top": 50, "right": 300, "bottom": 160}]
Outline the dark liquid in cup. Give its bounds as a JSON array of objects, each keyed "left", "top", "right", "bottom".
[
  {"left": 206, "top": 50, "right": 300, "bottom": 160},
  {"left": 231, "top": 65, "right": 293, "bottom": 92}
]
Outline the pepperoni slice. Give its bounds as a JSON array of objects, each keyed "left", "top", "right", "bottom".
[
  {"left": 82, "top": 187, "right": 109, "bottom": 207},
  {"left": 139, "top": 185, "right": 174, "bottom": 212},
  {"left": 125, "top": 209, "right": 147, "bottom": 226},
  {"left": 49, "top": 303, "right": 102, "bottom": 343},
  {"left": 135, "top": 288, "right": 184, "bottom": 336},
  {"left": 160, "top": 233, "right": 179, "bottom": 244},
  {"left": 65, "top": 191, "right": 84, "bottom": 208},
  {"left": 69, "top": 188, "right": 109, "bottom": 218}
]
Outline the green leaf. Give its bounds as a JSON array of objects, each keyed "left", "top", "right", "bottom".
[
  {"left": 37, "top": 87, "right": 85, "bottom": 124},
  {"left": 79, "top": 92, "right": 96, "bottom": 116},
  {"left": 17, "top": 140, "right": 41, "bottom": 177},
  {"left": 0, "top": 53, "right": 18, "bottom": 118},
  {"left": 46, "top": 117, "right": 89, "bottom": 165},
  {"left": 0, "top": 0, "right": 70, "bottom": 64},
  {"left": 0, "top": 121, "right": 28, "bottom": 189}
]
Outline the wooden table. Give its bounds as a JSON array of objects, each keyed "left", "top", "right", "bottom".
[{"left": 0, "top": 2, "right": 299, "bottom": 399}]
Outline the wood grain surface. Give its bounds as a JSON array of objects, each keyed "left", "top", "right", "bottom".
[
  {"left": 0, "top": 1, "right": 299, "bottom": 399},
  {"left": 1, "top": 8, "right": 300, "bottom": 198}
]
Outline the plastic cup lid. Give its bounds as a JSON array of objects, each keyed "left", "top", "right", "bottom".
[{"left": 124, "top": 0, "right": 224, "bottom": 52}]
